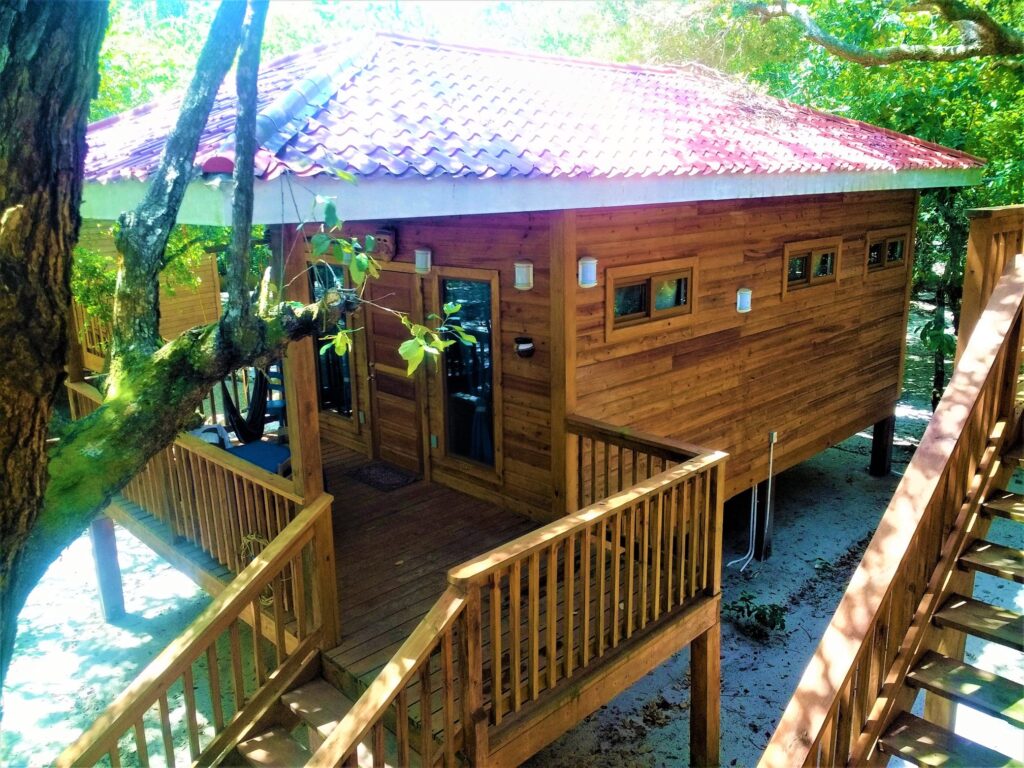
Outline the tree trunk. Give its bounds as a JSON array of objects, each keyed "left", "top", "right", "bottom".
[
  {"left": 0, "top": 1, "right": 107, "bottom": 697},
  {"left": 932, "top": 286, "right": 946, "bottom": 411}
]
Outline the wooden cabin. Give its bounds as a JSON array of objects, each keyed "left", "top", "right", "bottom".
[{"left": 63, "top": 34, "right": 989, "bottom": 767}]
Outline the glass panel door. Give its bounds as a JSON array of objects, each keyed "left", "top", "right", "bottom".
[
  {"left": 441, "top": 278, "right": 494, "bottom": 466},
  {"left": 309, "top": 263, "right": 353, "bottom": 417}
]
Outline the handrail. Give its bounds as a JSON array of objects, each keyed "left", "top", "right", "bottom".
[
  {"left": 307, "top": 587, "right": 468, "bottom": 768},
  {"left": 65, "top": 380, "right": 304, "bottom": 576},
  {"left": 761, "top": 258, "right": 1024, "bottom": 767},
  {"left": 450, "top": 450, "right": 728, "bottom": 585},
  {"left": 567, "top": 414, "right": 711, "bottom": 460},
  {"left": 58, "top": 494, "right": 335, "bottom": 768}
]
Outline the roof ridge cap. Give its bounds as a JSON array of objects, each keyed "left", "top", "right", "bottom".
[{"left": 375, "top": 31, "right": 710, "bottom": 77}]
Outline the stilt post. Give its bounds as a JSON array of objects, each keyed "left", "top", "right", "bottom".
[
  {"left": 690, "top": 620, "right": 721, "bottom": 768},
  {"left": 89, "top": 516, "right": 125, "bottom": 621},
  {"left": 870, "top": 414, "right": 896, "bottom": 477}
]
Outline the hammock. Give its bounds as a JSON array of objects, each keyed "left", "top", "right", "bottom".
[{"left": 221, "top": 369, "right": 269, "bottom": 444}]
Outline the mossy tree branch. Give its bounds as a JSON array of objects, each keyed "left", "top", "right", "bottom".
[{"left": 741, "top": 0, "right": 1023, "bottom": 65}]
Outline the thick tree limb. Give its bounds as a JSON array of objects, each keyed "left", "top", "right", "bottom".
[
  {"left": 0, "top": 0, "right": 107, "bottom": 696},
  {"left": 741, "top": 0, "right": 1023, "bottom": 65},
  {"left": 110, "top": 1, "right": 246, "bottom": 377},
  {"left": 223, "top": 1, "right": 268, "bottom": 335}
]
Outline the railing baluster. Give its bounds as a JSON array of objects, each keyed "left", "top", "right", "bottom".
[
  {"left": 133, "top": 719, "right": 150, "bottom": 767},
  {"left": 157, "top": 694, "right": 175, "bottom": 767},
  {"left": 230, "top": 619, "right": 246, "bottom": 708},
  {"left": 442, "top": 630, "right": 456, "bottom": 767},
  {"left": 652, "top": 489, "right": 663, "bottom": 622},
  {"left": 396, "top": 688, "right": 410, "bottom": 766},
  {"left": 419, "top": 657, "right": 433, "bottom": 765},
  {"left": 207, "top": 643, "right": 225, "bottom": 730},
  {"left": 182, "top": 666, "right": 201, "bottom": 761},
  {"left": 581, "top": 524, "right": 592, "bottom": 667},
  {"left": 547, "top": 543, "right": 558, "bottom": 691},
  {"left": 490, "top": 573, "right": 503, "bottom": 724},
  {"left": 611, "top": 511, "right": 621, "bottom": 647},
  {"left": 625, "top": 502, "right": 636, "bottom": 638},
  {"left": 564, "top": 533, "right": 575, "bottom": 679},
  {"left": 509, "top": 560, "right": 522, "bottom": 712},
  {"left": 528, "top": 552, "right": 540, "bottom": 700},
  {"left": 640, "top": 496, "right": 649, "bottom": 630}
]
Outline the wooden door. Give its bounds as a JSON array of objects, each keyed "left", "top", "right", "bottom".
[{"left": 365, "top": 269, "right": 423, "bottom": 474}]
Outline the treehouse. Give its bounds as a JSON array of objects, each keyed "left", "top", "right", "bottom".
[{"left": 59, "top": 34, "right": 1022, "bottom": 768}]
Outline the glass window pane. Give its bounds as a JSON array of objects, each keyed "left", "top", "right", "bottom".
[
  {"left": 309, "top": 263, "right": 352, "bottom": 416},
  {"left": 788, "top": 254, "right": 809, "bottom": 284},
  {"left": 813, "top": 250, "right": 835, "bottom": 279},
  {"left": 614, "top": 282, "right": 648, "bottom": 318},
  {"left": 442, "top": 279, "right": 494, "bottom": 466},
  {"left": 886, "top": 238, "right": 905, "bottom": 263},
  {"left": 868, "top": 240, "right": 885, "bottom": 268},
  {"left": 654, "top": 276, "right": 688, "bottom": 311}
]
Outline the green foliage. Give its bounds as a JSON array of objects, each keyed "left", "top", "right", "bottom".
[
  {"left": 723, "top": 592, "right": 788, "bottom": 641},
  {"left": 71, "top": 244, "right": 118, "bottom": 325}
]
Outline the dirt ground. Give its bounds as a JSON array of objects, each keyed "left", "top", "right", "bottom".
[{"left": 2, "top": 301, "right": 1021, "bottom": 767}]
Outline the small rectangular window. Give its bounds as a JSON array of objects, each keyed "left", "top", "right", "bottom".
[
  {"left": 865, "top": 228, "right": 911, "bottom": 275},
  {"left": 784, "top": 237, "right": 841, "bottom": 293},
  {"left": 788, "top": 254, "right": 809, "bottom": 285},
  {"left": 612, "top": 269, "right": 691, "bottom": 327}
]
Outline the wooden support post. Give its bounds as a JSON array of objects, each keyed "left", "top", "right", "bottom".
[
  {"left": 870, "top": 414, "right": 896, "bottom": 477},
  {"left": 550, "top": 211, "right": 578, "bottom": 521},
  {"left": 312, "top": 500, "right": 340, "bottom": 648},
  {"left": 279, "top": 224, "right": 325, "bottom": 501},
  {"left": 458, "top": 585, "right": 489, "bottom": 765},
  {"left": 753, "top": 478, "right": 775, "bottom": 561},
  {"left": 89, "top": 516, "right": 125, "bottom": 621},
  {"left": 690, "top": 620, "right": 721, "bottom": 768}
]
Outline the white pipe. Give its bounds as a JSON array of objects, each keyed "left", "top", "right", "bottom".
[{"left": 727, "top": 484, "right": 758, "bottom": 570}]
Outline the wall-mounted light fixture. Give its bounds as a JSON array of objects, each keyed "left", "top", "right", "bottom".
[
  {"left": 514, "top": 260, "right": 534, "bottom": 291},
  {"left": 737, "top": 287, "right": 752, "bottom": 313},
  {"left": 414, "top": 248, "right": 432, "bottom": 274},
  {"left": 578, "top": 257, "right": 598, "bottom": 288},
  {"left": 514, "top": 336, "right": 535, "bottom": 358}
]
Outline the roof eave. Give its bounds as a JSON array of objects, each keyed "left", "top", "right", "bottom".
[{"left": 81, "top": 166, "right": 984, "bottom": 226}]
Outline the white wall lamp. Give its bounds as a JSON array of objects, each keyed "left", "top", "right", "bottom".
[
  {"left": 737, "top": 287, "right": 752, "bottom": 313},
  {"left": 414, "top": 248, "right": 432, "bottom": 274},
  {"left": 578, "top": 257, "right": 598, "bottom": 288},
  {"left": 514, "top": 260, "right": 534, "bottom": 291}
]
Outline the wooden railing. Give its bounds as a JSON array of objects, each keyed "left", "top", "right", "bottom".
[
  {"left": 72, "top": 300, "right": 111, "bottom": 372},
  {"left": 67, "top": 381, "right": 304, "bottom": 581},
  {"left": 58, "top": 494, "right": 337, "bottom": 768},
  {"left": 959, "top": 204, "right": 1024, "bottom": 356},
  {"left": 761, "top": 258, "right": 1024, "bottom": 767},
  {"left": 309, "top": 425, "right": 727, "bottom": 768},
  {"left": 568, "top": 414, "right": 703, "bottom": 507},
  {"left": 308, "top": 587, "right": 470, "bottom": 768}
]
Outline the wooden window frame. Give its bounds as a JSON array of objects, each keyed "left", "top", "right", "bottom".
[
  {"left": 782, "top": 236, "right": 841, "bottom": 296},
  {"left": 864, "top": 227, "right": 912, "bottom": 276},
  {"left": 429, "top": 266, "right": 504, "bottom": 485},
  {"left": 604, "top": 257, "right": 697, "bottom": 343}
]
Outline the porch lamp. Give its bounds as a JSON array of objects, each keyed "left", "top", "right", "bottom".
[
  {"left": 414, "top": 248, "right": 432, "bottom": 274},
  {"left": 578, "top": 257, "right": 598, "bottom": 288},
  {"left": 737, "top": 287, "right": 752, "bottom": 313},
  {"left": 513, "top": 260, "right": 534, "bottom": 291}
]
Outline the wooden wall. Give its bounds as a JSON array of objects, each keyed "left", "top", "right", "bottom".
[
  {"left": 571, "top": 191, "right": 918, "bottom": 499},
  {"left": 78, "top": 220, "right": 222, "bottom": 341},
  {"left": 301, "top": 213, "right": 557, "bottom": 521}
]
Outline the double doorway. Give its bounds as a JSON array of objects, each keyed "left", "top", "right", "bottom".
[{"left": 311, "top": 262, "right": 502, "bottom": 482}]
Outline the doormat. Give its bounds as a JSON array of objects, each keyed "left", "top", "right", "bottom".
[{"left": 348, "top": 461, "right": 418, "bottom": 492}]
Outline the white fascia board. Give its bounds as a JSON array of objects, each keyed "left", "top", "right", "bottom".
[
  {"left": 80, "top": 178, "right": 232, "bottom": 225},
  {"left": 82, "top": 167, "right": 983, "bottom": 226}
]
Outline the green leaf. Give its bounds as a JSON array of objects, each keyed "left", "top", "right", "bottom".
[
  {"left": 364, "top": 234, "right": 376, "bottom": 253},
  {"left": 409, "top": 323, "right": 429, "bottom": 339},
  {"left": 311, "top": 233, "right": 331, "bottom": 257},
  {"left": 324, "top": 201, "right": 339, "bottom": 230},
  {"left": 450, "top": 324, "right": 477, "bottom": 345},
  {"left": 333, "top": 332, "right": 351, "bottom": 357},
  {"left": 398, "top": 338, "right": 425, "bottom": 375},
  {"left": 443, "top": 302, "right": 461, "bottom": 316},
  {"left": 350, "top": 253, "right": 369, "bottom": 287},
  {"left": 319, "top": 341, "right": 334, "bottom": 355},
  {"left": 334, "top": 169, "right": 356, "bottom": 183}
]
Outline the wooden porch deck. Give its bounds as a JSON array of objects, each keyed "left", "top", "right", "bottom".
[{"left": 321, "top": 448, "right": 540, "bottom": 695}]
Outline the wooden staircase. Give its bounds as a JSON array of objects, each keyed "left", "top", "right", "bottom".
[
  {"left": 878, "top": 490, "right": 1024, "bottom": 766},
  {"left": 237, "top": 677, "right": 408, "bottom": 767}
]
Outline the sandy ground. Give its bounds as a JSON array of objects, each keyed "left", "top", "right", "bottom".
[{"left": 2, "top": 302, "right": 1021, "bottom": 767}]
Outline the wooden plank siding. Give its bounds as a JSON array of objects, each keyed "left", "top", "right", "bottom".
[
  {"left": 77, "top": 220, "right": 222, "bottom": 342},
  {"left": 297, "top": 213, "right": 557, "bottom": 522},
  {"left": 572, "top": 190, "right": 918, "bottom": 499}
]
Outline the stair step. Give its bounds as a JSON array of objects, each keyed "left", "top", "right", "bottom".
[
  {"left": 237, "top": 726, "right": 311, "bottom": 767},
  {"left": 908, "top": 651, "right": 1024, "bottom": 728},
  {"left": 961, "top": 540, "right": 1024, "bottom": 583},
  {"left": 983, "top": 494, "right": 1024, "bottom": 523},
  {"left": 282, "top": 679, "right": 356, "bottom": 740},
  {"left": 880, "top": 712, "right": 1023, "bottom": 767},
  {"left": 934, "top": 595, "right": 1024, "bottom": 652}
]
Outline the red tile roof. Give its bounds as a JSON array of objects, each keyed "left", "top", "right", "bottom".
[{"left": 85, "top": 33, "right": 983, "bottom": 186}]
